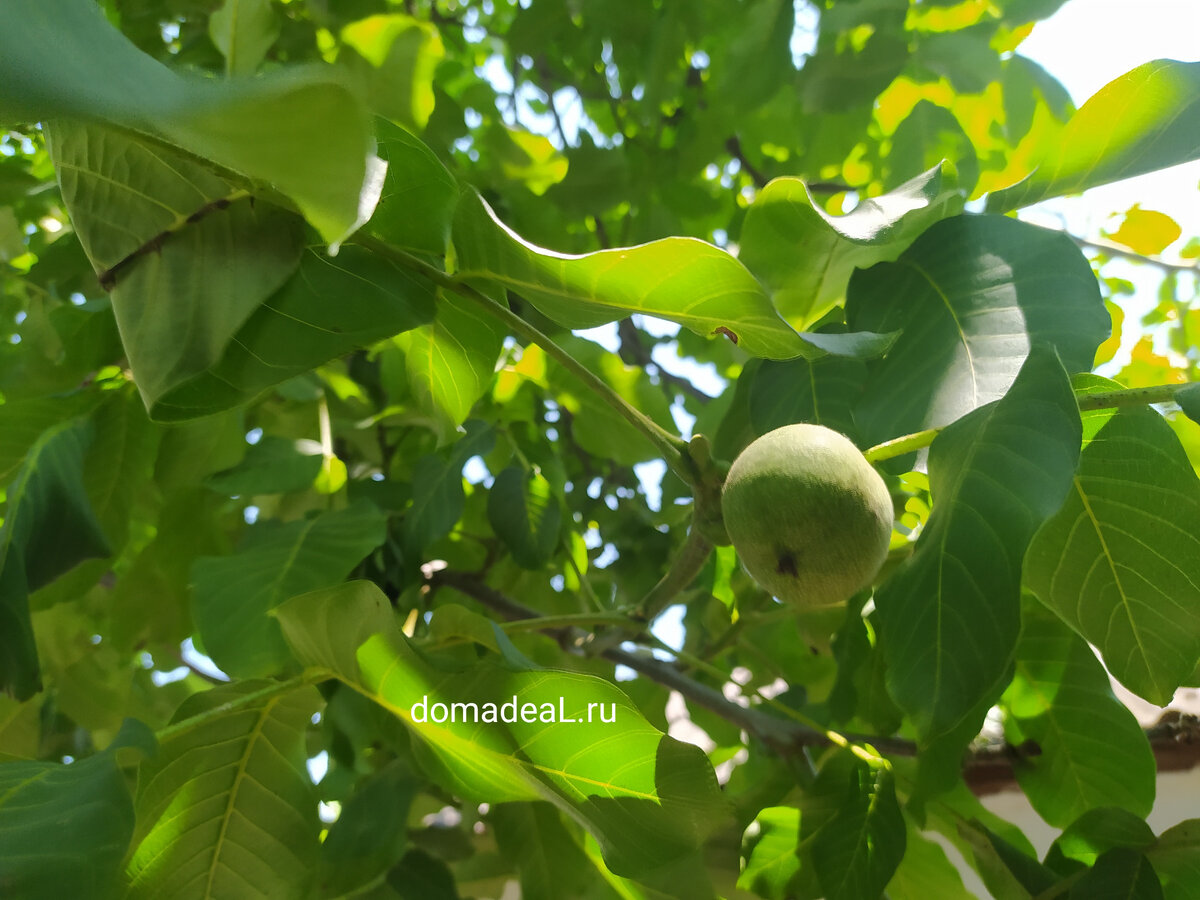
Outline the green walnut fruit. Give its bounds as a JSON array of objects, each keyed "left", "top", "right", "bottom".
[{"left": 721, "top": 423, "right": 893, "bottom": 608}]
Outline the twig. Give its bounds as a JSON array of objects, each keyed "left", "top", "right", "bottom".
[
  {"left": 1072, "top": 234, "right": 1198, "bottom": 273},
  {"left": 864, "top": 381, "right": 1200, "bottom": 463},
  {"left": 724, "top": 136, "right": 768, "bottom": 189}
]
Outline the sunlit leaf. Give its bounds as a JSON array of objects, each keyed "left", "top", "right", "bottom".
[
  {"left": 454, "top": 191, "right": 812, "bottom": 359},
  {"left": 1024, "top": 375, "right": 1200, "bottom": 705},
  {"left": 1001, "top": 605, "right": 1155, "bottom": 828},
  {"left": 738, "top": 163, "right": 962, "bottom": 328},
  {"left": 276, "top": 582, "right": 730, "bottom": 893},
  {"left": 125, "top": 681, "right": 322, "bottom": 899},
  {"left": 399, "top": 291, "right": 506, "bottom": 443},
  {"left": 989, "top": 60, "right": 1200, "bottom": 213},
  {"left": 342, "top": 14, "right": 444, "bottom": 131},
  {"left": 1108, "top": 207, "right": 1182, "bottom": 257}
]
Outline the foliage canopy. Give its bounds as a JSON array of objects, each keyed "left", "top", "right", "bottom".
[{"left": 2, "top": 1, "right": 1200, "bottom": 898}]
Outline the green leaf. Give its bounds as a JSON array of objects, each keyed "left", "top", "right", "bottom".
[
  {"left": 1067, "top": 848, "right": 1163, "bottom": 900},
  {"left": 736, "top": 146, "right": 941, "bottom": 327},
  {"left": 388, "top": 849, "right": 462, "bottom": 900},
  {"left": 957, "top": 821, "right": 1058, "bottom": 898},
  {"left": 317, "top": 761, "right": 419, "bottom": 898},
  {"left": 847, "top": 214, "right": 1107, "bottom": 446},
  {"left": 275, "top": 581, "right": 730, "bottom": 892},
  {"left": 746, "top": 355, "right": 867, "bottom": 444},
  {"left": 0, "top": 420, "right": 110, "bottom": 699},
  {"left": 82, "top": 387, "right": 162, "bottom": 552},
  {"left": 341, "top": 15, "right": 445, "bottom": 131},
  {"left": 546, "top": 336, "right": 677, "bottom": 466},
  {"left": 208, "top": 0, "right": 279, "bottom": 76},
  {"left": 1047, "top": 808, "right": 1155, "bottom": 870},
  {"left": 1024, "top": 375, "right": 1200, "bottom": 704},
  {"left": 887, "top": 101, "right": 979, "bottom": 195},
  {"left": 399, "top": 291, "right": 506, "bottom": 442},
  {"left": 1175, "top": 383, "right": 1200, "bottom": 426},
  {"left": 737, "top": 806, "right": 813, "bottom": 900},
  {"left": 453, "top": 191, "right": 811, "bottom": 359},
  {"left": 989, "top": 60, "right": 1200, "bottom": 213},
  {"left": 369, "top": 119, "right": 459, "bottom": 257},
  {"left": 125, "top": 681, "right": 322, "bottom": 899},
  {"left": 1147, "top": 820, "right": 1200, "bottom": 900},
  {"left": 205, "top": 436, "right": 323, "bottom": 496},
  {"left": 1001, "top": 605, "right": 1155, "bottom": 828},
  {"left": 191, "top": 501, "right": 387, "bottom": 678},
  {"left": 0, "top": 749, "right": 134, "bottom": 899},
  {"left": 46, "top": 120, "right": 307, "bottom": 410},
  {"left": 874, "top": 348, "right": 1081, "bottom": 740},
  {"left": 487, "top": 466, "right": 562, "bottom": 569},
  {"left": 885, "top": 819, "right": 975, "bottom": 900},
  {"left": 801, "top": 752, "right": 906, "bottom": 900},
  {"left": 404, "top": 420, "right": 496, "bottom": 556},
  {"left": 1, "top": 0, "right": 378, "bottom": 244},
  {"left": 491, "top": 802, "right": 614, "bottom": 900},
  {"left": 153, "top": 245, "right": 437, "bottom": 421}
]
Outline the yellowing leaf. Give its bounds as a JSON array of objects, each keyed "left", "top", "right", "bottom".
[{"left": 1107, "top": 206, "right": 1182, "bottom": 256}]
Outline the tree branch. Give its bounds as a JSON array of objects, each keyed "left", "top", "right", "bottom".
[{"left": 427, "top": 570, "right": 1200, "bottom": 793}]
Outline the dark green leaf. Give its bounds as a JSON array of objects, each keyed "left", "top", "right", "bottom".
[
  {"left": 154, "top": 246, "right": 437, "bottom": 421},
  {"left": 205, "top": 436, "right": 323, "bottom": 496},
  {"left": 0, "top": 750, "right": 134, "bottom": 899},
  {"left": 488, "top": 466, "right": 562, "bottom": 569},
  {"left": 1048, "top": 808, "right": 1155, "bottom": 871},
  {"left": 1147, "top": 820, "right": 1200, "bottom": 900},
  {"left": 875, "top": 348, "right": 1081, "bottom": 740},
  {"left": 318, "top": 761, "right": 419, "bottom": 898},
  {"left": 1068, "top": 848, "right": 1163, "bottom": 900},
  {"left": 369, "top": 119, "right": 459, "bottom": 257},
  {"left": 746, "top": 355, "right": 867, "bottom": 443},
  {"left": 0, "top": 420, "right": 109, "bottom": 699},
  {"left": 388, "top": 849, "right": 462, "bottom": 900},
  {"left": 404, "top": 420, "right": 495, "bottom": 556},
  {"left": 847, "top": 214, "right": 1106, "bottom": 446},
  {"left": 47, "top": 119, "right": 307, "bottom": 409},
  {"left": 802, "top": 752, "right": 906, "bottom": 900}
]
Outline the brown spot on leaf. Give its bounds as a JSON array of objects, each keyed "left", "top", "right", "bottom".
[
  {"left": 713, "top": 326, "right": 739, "bottom": 345},
  {"left": 776, "top": 550, "right": 798, "bottom": 577}
]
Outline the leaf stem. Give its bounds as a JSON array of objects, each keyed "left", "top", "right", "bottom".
[
  {"left": 584, "top": 522, "right": 713, "bottom": 656},
  {"left": 864, "top": 380, "right": 1198, "bottom": 462},
  {"left": 354, "top": 235, "right": 692, "bottom": 482}
]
